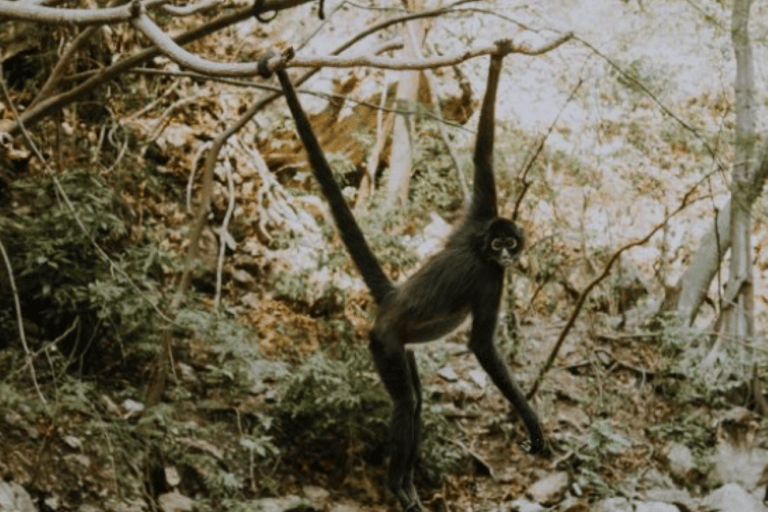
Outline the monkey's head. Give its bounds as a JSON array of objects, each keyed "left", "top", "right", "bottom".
[{"left": 484, "top": 218, "right": 524, "bottom": 267}]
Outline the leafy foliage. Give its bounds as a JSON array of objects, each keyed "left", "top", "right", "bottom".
[
  {"left": 410, "top": 120, "right": 464, "bottom": 212},
  {"left": 277, "top": 346, "right": 390, "bottom": 467},
  {"left": 0, "top": 170, "right": 167, "bottom": 371},
  {"left": 271, "top": 203, "right": 418, "bottom": 310},
  {"left": 655, "top": 313, "right": 762, "bottom": 401},
  {"left": 648, "top": 418, "right": 714, "bottom": 475},
  {"left": 276, "top": 346, "right": 463, "bottom": 482},
  {"left": 561, "top": 419, "right": 634, "bottom": 497}
]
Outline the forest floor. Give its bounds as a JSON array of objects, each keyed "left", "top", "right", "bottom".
[{"left": 2, "top": 298, "right": 766, "bottom": 512}]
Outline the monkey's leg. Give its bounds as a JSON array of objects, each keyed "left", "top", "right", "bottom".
[
  {"left": 469, "top": 338, "right": 545, "bottom": 454},
  {"left": 403, "top": 349, "right": 422, "bottom": 504},
  {"left": 369, "top": 333, "right": 423, "bottom": 512}
]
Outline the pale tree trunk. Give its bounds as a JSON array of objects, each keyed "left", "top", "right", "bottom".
[
  {"left": 673, "top": 0, "right": 768, "bottom": 333},
  {"left": 384, "top": 0, "right": 425, "bottom": 210},
  {"left": 701, "top": 0, "right": 755, "bottom": 373},
  {"left": 357, "top": 84, "right": 393, "bottom": 211},
  {"left": 674, "top": 203, "right": 729, "bottom": 326}
]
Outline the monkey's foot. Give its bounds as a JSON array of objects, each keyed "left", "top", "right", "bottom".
[
  {"left": 521, "top": 437, "right": 549, "bottom": 457},
  {"left": 392, "top": 485, "right": 423, "bottom": 512}
]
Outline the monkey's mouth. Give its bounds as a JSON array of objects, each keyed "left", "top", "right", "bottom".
[{"left": 495, "top": 252, "right": 518, "bottom": 267}]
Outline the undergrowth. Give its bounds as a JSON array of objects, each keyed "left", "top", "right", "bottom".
[
  {"left": 0, "top": 170, "right": 168, "bottom": 373},
  {"left": 276, "top": 345, "right": 464, "bottom": 485}
]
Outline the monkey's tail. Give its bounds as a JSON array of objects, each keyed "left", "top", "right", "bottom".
[{"left": 276, "top": 69, "right": 395, "bottom": 305}]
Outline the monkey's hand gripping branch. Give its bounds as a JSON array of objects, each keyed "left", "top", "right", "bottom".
[
  {"left": 494, "top": 38, "right": 515, "bottom": 57},
  {"left": 257, "top": 48, "right": 295, "bottom": 79}
]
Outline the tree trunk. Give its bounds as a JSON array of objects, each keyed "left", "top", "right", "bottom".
[
  {"left": 701, "top": 0, "right": 755, "bottom": 373},
  {"left": 384, "top": 0, "right": 425, "bottom": 210},
  {"left": 358, "top": 85, "right": 394, "bottom": 211},
  {"left": 673, "top": 0, "right": 768, "bottom": 334},
  {"left": 674, "top": 202, "right": 729, "bottom": 326}
]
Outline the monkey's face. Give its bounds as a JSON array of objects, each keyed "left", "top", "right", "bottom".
[{"left": 484, "top": 218, "right": 524, "bottom": 267}]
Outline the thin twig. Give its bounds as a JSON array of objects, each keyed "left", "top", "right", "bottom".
[
  {"left": 527, "top": 187, "right": 705, "bottom": 399},
  {"left": 10, "top": 317, "right": 80, "bottom": 379},
  {"left": 511, "top": 78, "right": 583, "bottom": 221},
  {"left": 0, "top": 238, "right": 47, "bottom": 405},
  {"left": 129, "top": 67, "right": 468, "bottom": 129},
  {"left": 29, "top": 24, "right": 101, "bottom": 108},
  {"left": 214, "top": 156, "right": 236, "bottom": 308}
]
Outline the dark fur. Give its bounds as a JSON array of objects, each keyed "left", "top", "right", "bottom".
[{"left": 275, "top": 50, "right": 543, "bottom": 511}]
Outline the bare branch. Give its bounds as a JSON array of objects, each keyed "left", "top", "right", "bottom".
[
  {"left": 0, "top": 0, "right": 167, "bottom": 24},
  {"left": 0, "top": 0, "right": 470, "bottom": 135},
  {"left": 287, "top": 32, "right": 571, "bottom": 70},
  {"left": 131, "top": 13, "right": 268, "bottom": 77},
  {"left": 30, "top": 25, "right": 101, "bottom": 108},
  {"left": 160, "top": 0, "right": 225, "bottom": 16},
  {"left": 135, "top": 14, "right": 571, "bottom": 78}
]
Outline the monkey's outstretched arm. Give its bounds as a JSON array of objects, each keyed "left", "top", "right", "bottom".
[
  {"left": 467, "top": 298, "right": 545, "bottom": 454},
  {"left": 274, "top": 67, "right": 395, "bottom": 305},
  {"left": 469, "top": 52, "right": 504, "bottom": 220}
]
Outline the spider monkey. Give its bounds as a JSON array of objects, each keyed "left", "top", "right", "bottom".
[{"left": 268, "top": 43, "right": 544, "bottom": 511}]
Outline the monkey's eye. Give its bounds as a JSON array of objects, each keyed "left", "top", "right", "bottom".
[
  {"left": 508, "top": 238, "right": 518, "bottom": 250},
  {"left": 491, "top": 239, "right": 503, "bottom": 251}
]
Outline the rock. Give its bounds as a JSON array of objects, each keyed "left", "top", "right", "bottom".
[
  {"left": 64, "top": 453, "right": 91, "bottom": 468},
  {"left": 638, "top": 468, "right": 676, "bottom": 489},
  {"left": 526, "top": 471, "right": 569, "bottom": 505},
  {"left": 165, "top": 466, "right": 181, "bottom": 487},
  {"left": 438, "top": 365, "right": 459, "bottom": 382},
  {"left": 158, "top": 491, "right": 194, "bottom": 512},
  {"left": 469, "top": 369, "right": 487, "bottom": 387},
  {"left": 63, "top": 435, "right": 83, "bottom": 450},
  {"left": 328, "top": 503, "right": 361, "bottom": 512},
  {"left": 642, "top": 488, "right": 694, "bottom": 509},
  {"left": 592, "top": 497, "right": 631, "bottom": 512},
  {"left": 105, "top": 498, "right": 147, "bottom": 512},
  {"left": 702, "top": 483, "right": 759, "bottom": 512},
  {"left": 662, "top": 441, "right": 697, "bottom": 482},
  {"left": 232, "top": 269, "right": 254, "bottom": 284},
  {"left": 121, "top": 399, "right": 145, "bottom": 418},
  {"left": 249, "top": 496, "right": 313, "bottom": 512},
  {"left": 714, "top": 441, "right": 768, "bottom": 490},
  {"left": 0, "top": 482, "right": 35, "bottom": 512},
  {"left": 633, "top": 502, "right": 679, "bottom": 512},
  {"left": 302, "top": 485, "right": 330, "bottom": 504},
  {"left": 558, "top": 496, "right": 590, "bottom": 511},
  {"left": 44, "top": 495, "right": 60, "bottom": 510},
  {"left": 98, "top": 395, "right": 121, "bottom": 416},
  {"left": 508, "top": 497, "right": 545, "bottom": 511}
]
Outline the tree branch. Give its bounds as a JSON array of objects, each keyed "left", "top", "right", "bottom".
[
  {"left": 0, "top": 0, "right": 475, "bottom": 135},
  {"left": 0, "top": 0, "right": 167, "bottom": 24},
  {"left": 290, "top": 33, "right": 572, "bottom": 70},
  {"left": 527, "top": 184, "right": 704, "bottom": 399},
  {"left": 134, "top": 8, "right": 571, "bottom": 76}
]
